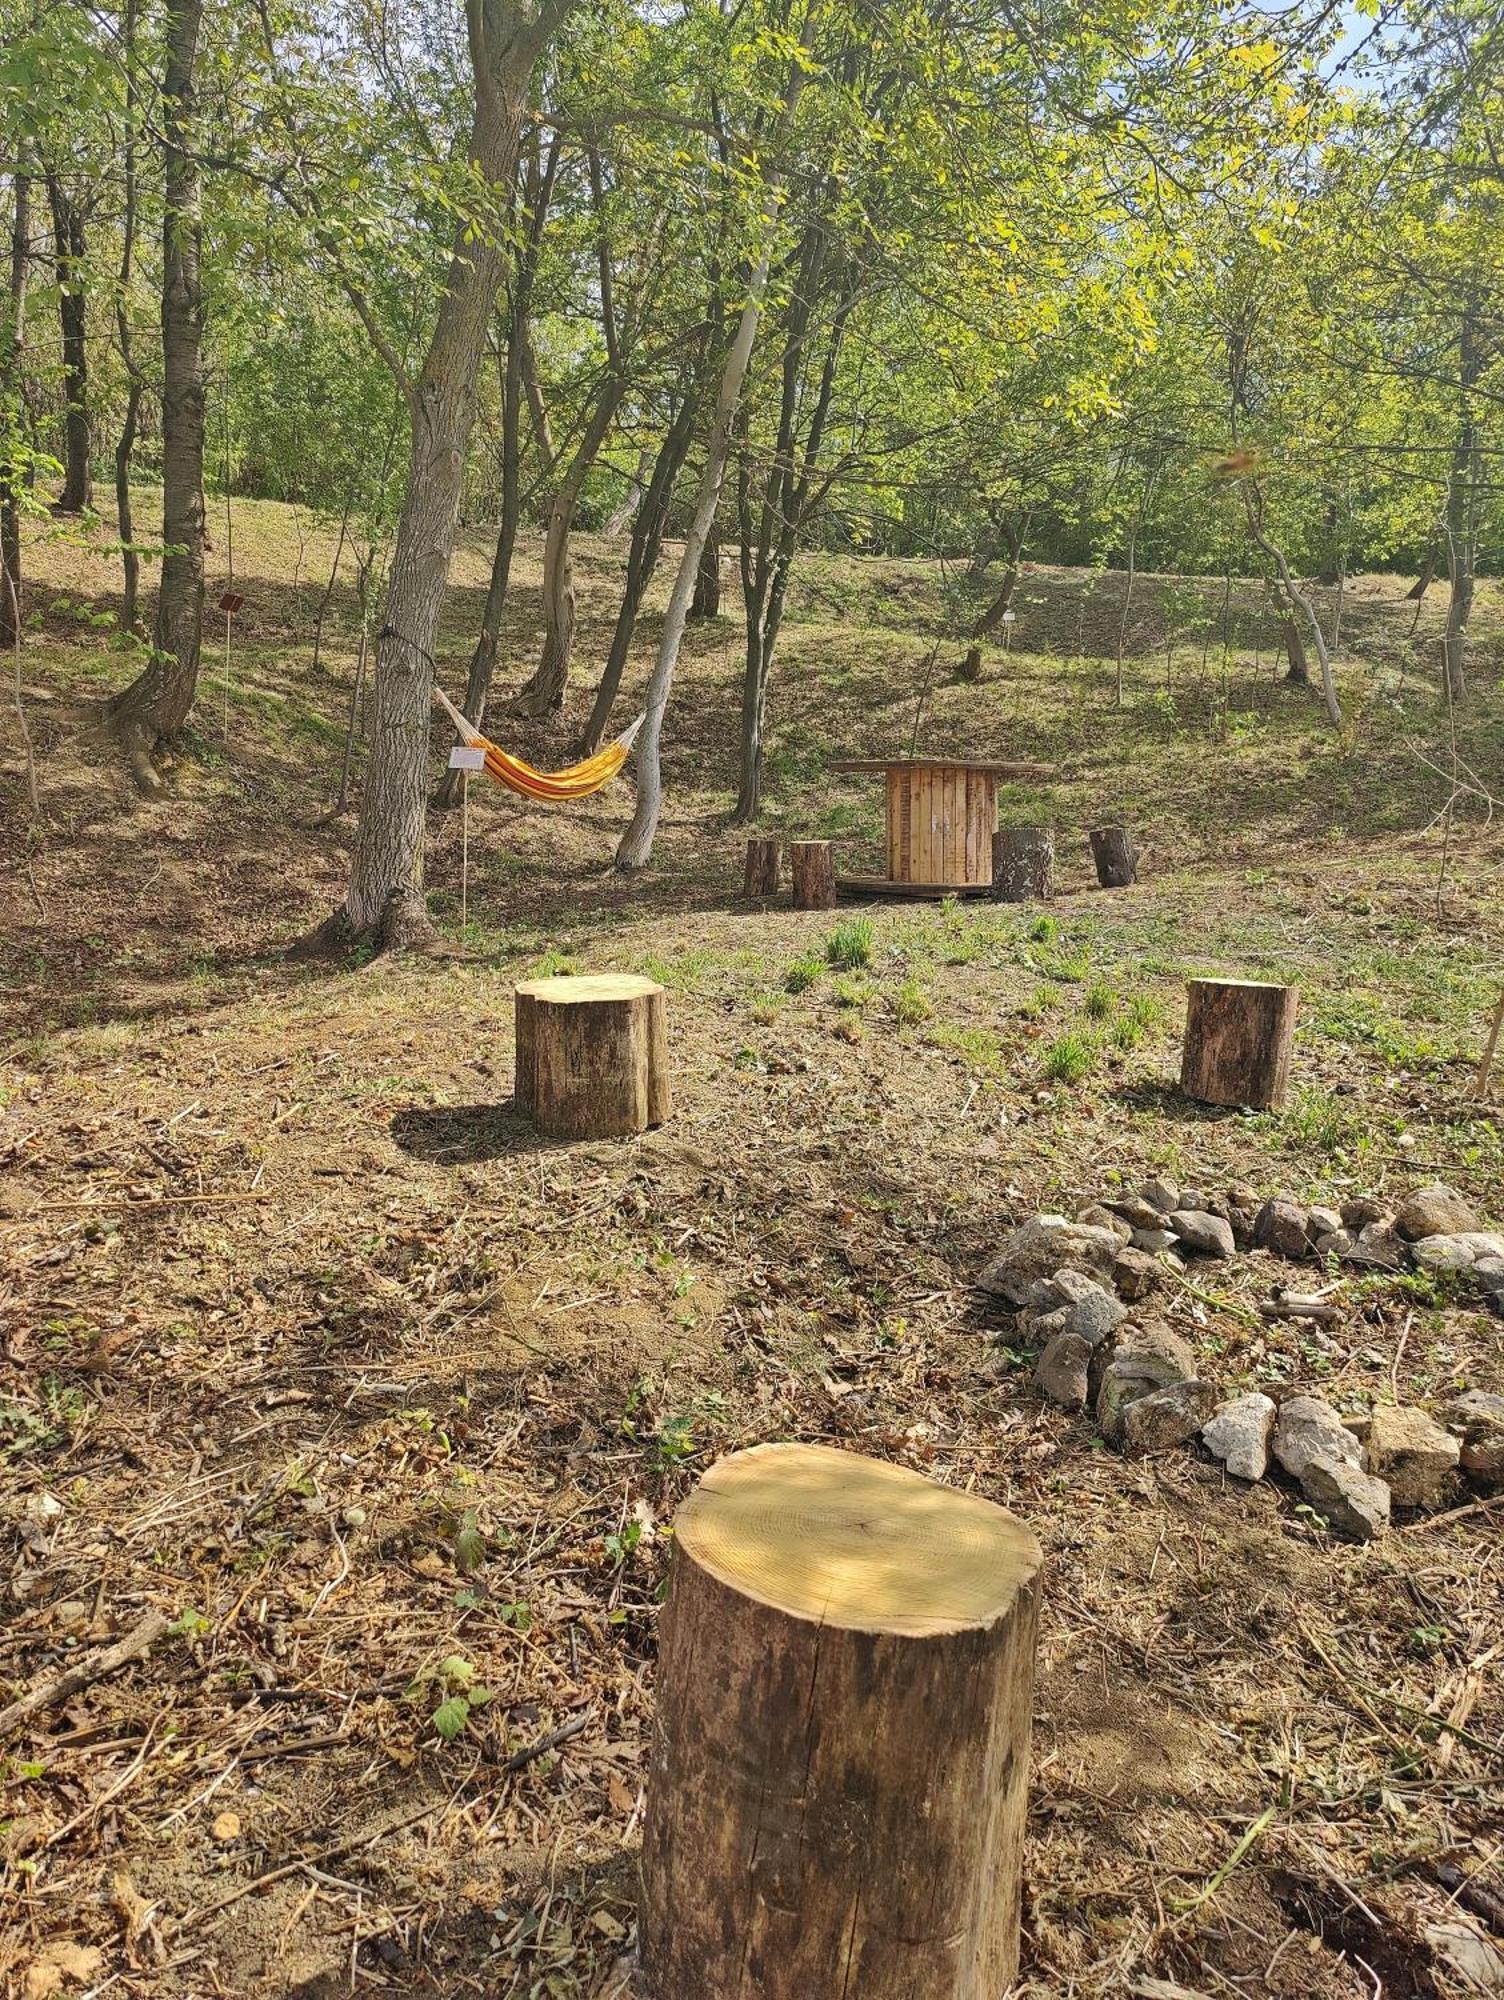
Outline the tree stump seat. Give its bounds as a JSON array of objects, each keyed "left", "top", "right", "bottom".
[
  {"left": 1181, "top": 977, "right": 1298, "bottom": 1110},
  {"left": 790, "top": 839, "right": 836, "bottom": 910},
  {"left": 513, "top": 974, "right": 670, "bottom": 1138}
]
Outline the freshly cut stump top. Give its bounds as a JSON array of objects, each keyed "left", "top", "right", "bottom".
[
  {"left": 675, "top": 1441, "right": 1038, "bottom": 1637},
  {"left": 513, "top": 973, "right": 670, "bottom": 1138},
  {"left": 515, "top": 972, "right": 659, "bottom": 1006}
]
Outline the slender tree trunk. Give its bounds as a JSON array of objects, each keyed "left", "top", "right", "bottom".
[
  {"left": 690, "top": 523, "right": 721, "bottom": 617},
  {"left": 971, "top": 519, "right": 1026, "bottom": 639},
  {"left": 112, "top": 0, "right": 142, "bottom": 634},
  {"left": 604, "top": 443, "right": 648, "bottom": 535},
  {"left": 580, "top": 382, "right": 699, "bottom": 754},
  {"left": 109, "top": 0, "right": 205, "bottom": 784},
  {"left": 615, "top": 58, "right": 808, "bottom": 873},
  {"left": 1406, "top": 549, "right": 1436, "bottom": 601},
  {"left": 1246, "top": 484, "right": 1339, "bottom": 729},
  {"left": 312, "top": 2, "right": 574, "bottom": 951},
  {"left": 1442, "top": 312, "right": 1480, "bottom": 705},
  {"left": 45, "top": 174, "right": 91, "bottom": 512},
  {"left": 1, "top": 172, "right": 30, "bottom": 654},
  {"left": 1279, "top": 609, "right": 1309, "bottom": 683}
]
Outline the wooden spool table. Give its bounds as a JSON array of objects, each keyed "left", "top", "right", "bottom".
[
  {"left": 830, "top": 757, "right": 1052, "bottom": 899},
  {"left": 513, "top": 974, "right": 670, "bottom": 1138},
  {"left": 640, "top": 1442, "right": 1043, "bottom": 2000}
]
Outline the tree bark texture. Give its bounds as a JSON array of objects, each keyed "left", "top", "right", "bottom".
[
  {"left": 1, "top": 171, "right": 30, "bottom": 654},
  {"left": 742, "top": 836, "right": 782, "bottom": 899},
  {"left": 639, "top": 1442, "right": 1042, "bottom": 2000},
  {"left": 45, "top": 174, "right": 91, "bottom": 512},
  {"left": 1442, "top": 310, "right": 1480, "bottom": 705},
  {"left": 514, "top": 974, "right": 670, "bottom": 1138},
  {"left": 329, "top": 0, "right": 576, "bottom": 947},
  {"left": 1180, "top": 977, "right": 1298, "bottom": 1111},
  {"left": 109, "top": 0, "right": 205, "bottom": 779},
  {"left": 992, "top": 825, "right": 1053, "bottom": 902},
  {"left": 790, "top": 839, "right": 835, "bottom": 910},
  {"left": 690, "top": 522, "right": 721, "bottom": 617},
  {"left": 114, "top": 0, "right": 144, "bottom": 635},
  {"left": 1088, "top": 825, "right": 1137, "bottom": 888}
]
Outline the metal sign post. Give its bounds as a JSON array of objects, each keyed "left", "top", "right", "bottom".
[{"left": 449, "top": 743, "right": 487, "bottom": 930}]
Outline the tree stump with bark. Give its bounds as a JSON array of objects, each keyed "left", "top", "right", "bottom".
[
  {"left": 742, "top": 837, "right": 782, "bottom": 900},
  {"left": 790, "top": 840, "right": 836, "bottom": 911},
  {"left": 1180, "top": 977, "right": 1298, "bottom": 1111},
  {"left": 992, "top": 826, "right": 1053, "bottom": 902},
  {"left": 956, "top": 644, "right": 983, "bottom": 682},
  {"left": 1089, "top": 825, "right": 1137, "bottom": 888},
  {"left": 513, "top": 975, "right": 670, "bottom": 1138},
  {"left": 640, "top": 1442, "right": 1043, "bottom": 2000}
]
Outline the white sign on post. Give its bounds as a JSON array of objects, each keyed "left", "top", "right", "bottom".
[{"left": 449, "top": 745, "right": 487, "bottom": 770}]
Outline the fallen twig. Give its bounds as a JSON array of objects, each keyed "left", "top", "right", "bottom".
[
  {"left": 499, "top": 1707, "right": 592, "bottom": 1774},
  {"left": 0, "top": 1610, "right": 170, "bottom": 1743}
]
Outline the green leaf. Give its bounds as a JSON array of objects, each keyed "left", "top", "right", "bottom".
[{"left": 432, "top": 1696, "right": 470, "bottom": 1741}]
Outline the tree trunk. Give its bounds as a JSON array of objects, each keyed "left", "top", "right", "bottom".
[
  {"left": 614, "top": 53, "right": 807, "bottom": 873},
  {"left": 603, "top": 443, "right": 649, "bottom": 535},
  {"left": 790, "top": 839, "right": 835, "bottom": 910},
  {"left": 1442, "top": 310, "right": 1481, "bottom": 705},
  {"left": 579, "top": 382, "right": 699, "bottom": 754},
  {"left": 1, "top": 171, "right": 30, "bottom": 654},
  {"left": 640, "top": 1442, "right": 1042, "bottom": 2000},
  {"left": 1089, "top": 824, "right": 1137, "bottom": 888},
  {"left": 690, "top": 522, "right": 721, "bottom": 617},
  {"left": 741, "top": 837, "right": 782, "bottom": 899},
  {"left": 45, "top": 174, "right": 91, "bottom": 513},
  {"left": 1245, "top": 485, "right": 1339, "bottom": 729},
  {"left": 1181, "top": 977, "right": 1298, "bottom": 1111},
  {"left": 511, "top": 370, "right": 625, "bottom": 717},
  {"left": 1406, "top": 550, "right": 1436, "bottom": 602},
  {"left": 113, "top": 0, "right": 142, "bottom": 633},
  {"left": 992, "top": 825, "right": 1053, "bottom": 901},
  {"left": 311, "top": 2, "right": 575, "bottom": 950},
  {"left": 514, "top": 973, "right": 670, "bottom": 1137},
  {"left": 1280, "top": 612, "right": 1309, "bottom": 684},
  {"left": 108, "top": 0, "right": 205, "bottom": 784}
]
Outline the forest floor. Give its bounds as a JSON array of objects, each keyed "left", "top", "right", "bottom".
[{"left": 2, "top": 494, "right": 1503, "bottom": 2000}]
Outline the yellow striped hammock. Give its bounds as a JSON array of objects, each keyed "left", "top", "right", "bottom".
[{"left": 434, "top": 686, "right": 644, "bottom": 803}]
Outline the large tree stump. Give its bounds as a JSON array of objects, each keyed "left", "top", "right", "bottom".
[
  {"left": 1181, "top": 977, "right": 1298, "bottom": 1111},
  {"left": 790, "top": 839, "right": 836, "bottom": 911},
  {"left": 1089, "top": 824, "right": 1137, "bottom": 887},
  {"left": 513, "top": 974, "right": 670, "bottom": 1138},
  {"left": 742, "top": 837, "right": 782, "bottom": 900},
  {"left": 640, "top": 1442, "right": 1043, "bottom": 2000},
  {"left": 992, "top": 825, "right": 1053, "bottom": 902}
]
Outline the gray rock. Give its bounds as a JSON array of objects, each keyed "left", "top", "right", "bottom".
[
  {"left": 1094, "top": 1326, "right": 1198, "bottom": 1445},
  {"left": 1425, "top": 1919, "right": 1504, "bottom": 1995},
  {"left": 1443, "top": 1391, "right": 1504, "bottom": 1491},
  {"left": 1132, "top": 1227, "right": 1179, "bottom": 1253},
  {"left": 1340, "top": 1196, "right": 1386, "bottom": 1231},
  {"left": 1028, "top": 1282, "right": 1127, "bottom": 1352},
  {"left": 1106, "top": 1194, "right": 1172, "bottom": 1232},
  {"left": 1140, "top": 1176, "right": 1181, "bottom": 1216},
  {"left": 1313, "top": 1228, "right": 1356, "bottom": 1263},
  {"left": 1178, "top": 1187, "right": 1212, "bottom": 1215},
  {"left": 1169, "top": 1209, "right": 1235, "bottom": 1259},
  {"left": 1455, "top": 1231, "right": 1504, "bottom": 1263},
  {"left": 1226, "top": 1204, "right": 1259, "bottom": 1250},
  {"left": 1034, "top": 1331, "right": 1093, "bottom": 1410},
  {"left": 1348, "top": 1220, "right": 1406, "bottom": 1271},
  {"left": 1411, "top": 1233, "right": 1477, "bottom": 1276},
  {"left": 1112, "top": 1246, "right": 1160, "bottom": 1301},
  {"left": 1362, "top": 1404, "right": 1461, "bottom": 1510},
  {"left": 1475, "top": 1257, "right": 1504, "bottom": 1307},
  {"left": 1307, "top": 1206, "right": 1343, "bottom": 1241},
  {"left": 978, "top": 1216, "right": 1122, "bottom": 1305},
  {"left": 1255, "top": 1197, "right": 1312, "bottom": 1261},
  {"left": 1077, "top": 1203, "right": 1134, "bottom": 1247},
  {"left": 1300, "top": 1458, "right": 1391, "bottom": 1540},
  {"left": 1273, "top": 1394, "right": 1362, "bottom": 1481},
  {"left": 1122, "top": 1379, "right": 1221, "bottom": 1455},
  {"left": 1023, "top": 1266, "right": 1118, "bottom": 1314},
  {"left": 1201, "top": 1392, "right": 1276, "bottom": 1481},
  {"left": 1396, "top": 1182, "right": 1481, "bottom": 1241}
]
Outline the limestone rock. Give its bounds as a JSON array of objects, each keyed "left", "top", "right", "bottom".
[
  {"left": 1140, "top": 1176, "right": 1181, "bottom": 1215},
  {"left": 1475, "top": 1258, "right": 1504, "bottom": 1316},
  {"left": 1340, "top": 1196, "right": 1386, "bottom": 1230},
  {"left": 1132, "top": 1227, "right": 1179, "bottom": 1253},
  {"left": 1300, "top": 1458, "right": 1390, "bottom": 1540},
  {"left": 1362, "top": 1404, "right": 1461, "bottom": 1510},
  {"left": 1411, "top": 1234, "right": 1477, "bottom": 1276},
  {"left": 1169, "top": 1209, "right": 1235, "bottom": 1259},
  {"left": 978, "top": 1216, "right": 1122, "bottom": 1305},
  {"left": 1226, "top": 1204, "right": 1258, "bottom": 1250},
  {"left": 1443, "top": 1390, "right": 1504, "bottom": 1491},
  {"left": 1255, "top": 1198, "right": 1312, "bottom": 1261},
  {"left": 1107, "top": 1194, "right": 1172, "bottom": 1232},
  {"left": 1027, "top": 1278, "right": 1127, "bottom": 1351},
  {"left": 1201, "top": 1392, "right": 1276, "bottom": 1481},
  {"left": 1113, "top": 1246, "right": 1160, "bottom": 1301},
  {"left": 1313, "top": 1229, "right": 1355, "bottom": 1263},
  {"left": 1456, "top": 1232, "right": 1504, "bottom": 1263},
  {"left": 1307, "top": 1205, "right": 1343, "bottom": 1242},
  {"left": 1034, "top": 1331, "right": 1093, "bottom": 1411},
  {"left": 1094, "top": 1326, "right": 1198, "bottom": 1445},
  {"left": 1396, "top": 1183, "right": 1481, "bottom": 1241},
  {"left": 1272, "top": 1394, "right": 1362, "bottom": 1481},
  {"left": 1122, "top": 1378, "right": 1220, "bottom": 1454},
  {"left": 1348, "top": 1220, "right": 1406, "bottom": 1270},
  {"left": 1077, "top": 1203, "right": 1133, "bottom": 1247}
]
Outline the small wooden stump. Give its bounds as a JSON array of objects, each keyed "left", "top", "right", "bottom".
[
  {"left": 956, "top": 643, "right": 983, "bottom": 682},
  {"left": 742, "top": 837, "right": 782, "bottom": 900},
  {"left": 789, "top": 839, "right": 836, "bottom": 911},
  {"left": 640, "top": 1442, "right": 1042, "bottom": 2000},
  {"left": 992, "top": 825, "right": 1053, "bottom": 902},
  {"left": 514, "top": 974, "right": 670, "bottom": 1138},
  {"left": 1089, "top": 824, "right": 1137, "bottom": 887},
  {"left": 1181, "top": 977, "right": 1298, "bottom": 1111}
]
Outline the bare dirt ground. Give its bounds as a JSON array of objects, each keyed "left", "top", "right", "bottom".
[{"left": 2, "top": 496, "right": 1502, "bottom": 1998}]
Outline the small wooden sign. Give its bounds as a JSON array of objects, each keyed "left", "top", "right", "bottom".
[
  {"left": 449, "top": 744, "right": 486, "bottom": 771},
  {"left": 218, "top": 590, "right": 245, "bottom": 614}
]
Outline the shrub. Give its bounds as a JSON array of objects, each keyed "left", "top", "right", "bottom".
[{"left": 825, "top": 915, "right": 876, "bottom": 970}]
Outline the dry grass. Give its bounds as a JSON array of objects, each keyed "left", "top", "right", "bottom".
[{"left": 0, "top": 493, "right": 1502, "bottom": 1997}]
